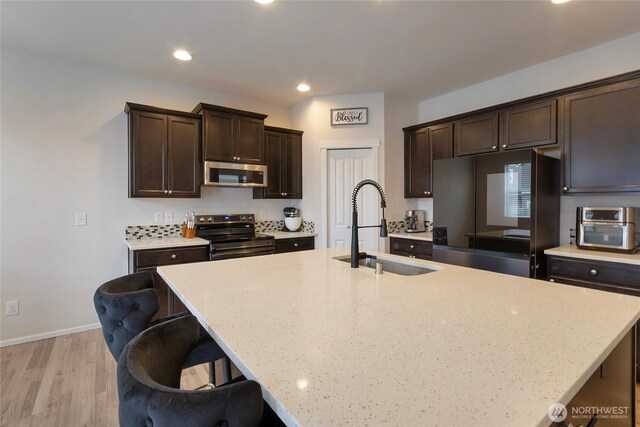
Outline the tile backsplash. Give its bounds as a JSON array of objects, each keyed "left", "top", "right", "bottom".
[
  {"left": 125, "top": 220, "right": 316, "bottom": 240},
  {"left": 125, "top": 224, "right": 182, "bottom": 240}
]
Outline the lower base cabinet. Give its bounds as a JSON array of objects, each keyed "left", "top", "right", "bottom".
[
  {"left": 275, "top": 237, "right": 315, "bottom": 254},
  {"left": 548, "top": 254, "right": 640, "bottom": 385},
  {"left": 128, "top": 245, "right": 209, "bottom": 319},
  {"left": 389, "top": 237, "right": 433, "bottom": 260}
]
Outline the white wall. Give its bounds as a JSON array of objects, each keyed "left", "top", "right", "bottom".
[
  {"left": 0, "top": 47, "right": 295, "bottom": 344},
  {"left": 417, "top": 33, "right": 640, "bottom": 244},
  {"left": 291, "top": 93, "right": 385, "bottom": 248}
]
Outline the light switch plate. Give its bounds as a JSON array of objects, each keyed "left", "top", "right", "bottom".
[
  {"left": 164, "top": 212, "right": 173, "bottom": 223},
  {"left": 75, "top": 212, "right": 87, "bottom": 226},
  {"left": 154, "top": 212, "right": 163, "bottom": 223}
]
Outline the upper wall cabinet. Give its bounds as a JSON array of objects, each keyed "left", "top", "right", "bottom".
[
  {"left": 192, "top": 103, "right": 267, "bottom": 165},
  {"left": 500, "top": 98, "right": 557, "bottom": 150},
  {"left": 404, "top": 123, "right": 453, "bottom": 198},
  {"left": 562, "top": 78, "right": 640, "bottom": 193},
  {"left": 454, "top": 99, "right": 558, "bottom": 157},
  {"left": 253, "top": 126, "right": 303, "bottom": 199},
  {"left": 454, "top": 113, "right": 499, "bottom": 156},
  {"left": 126, "top": 103, "right": 201, "bottom": 198}
]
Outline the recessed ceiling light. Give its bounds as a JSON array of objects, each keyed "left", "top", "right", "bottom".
[
  {"left": 255, "top": 0, "right": 273, "bottom": 4},
  {"left": 173, "top": 50, "right": 192, "bottom": 61},
  {"left": 296, "top": 83, "right": 310, "bottom": 92},
  {"left": 551, "top": 0, "right": 570, "bottom": 4}
]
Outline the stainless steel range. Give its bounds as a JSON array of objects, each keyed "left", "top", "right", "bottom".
[{"left": 194, "top": 214, "right": 275, "bottom": 260}]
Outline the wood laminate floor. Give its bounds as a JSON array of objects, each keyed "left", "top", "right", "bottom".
[
  {"left": 0, "top": 328, "right": 209, "bottom": 427},
  {"left": 2, "top": 329, "right": 640, "bottom": 426}
]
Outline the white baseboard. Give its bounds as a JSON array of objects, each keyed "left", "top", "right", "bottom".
[{"left": 0, "top": 322, "right": 102, "bottom": 348}]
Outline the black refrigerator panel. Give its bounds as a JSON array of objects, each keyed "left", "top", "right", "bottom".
[
  {"left": 432, "top": 156, "right": 475, "bottom": 249},
  {"left": 474, "top": 150, "right": 533, "bottom": 255}
]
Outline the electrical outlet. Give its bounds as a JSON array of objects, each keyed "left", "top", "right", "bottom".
[
  {"left": 164, "top": 212, "right": 173, "bottom": 223},
  {"left": 6, "top": 301, "right": 18, "bottom": 316},
  {"left": 154, "top": 212, "right": 163, "bottom": 223},
  {"left": 75, "top": 212, "right": 87, "bottom": 226}
]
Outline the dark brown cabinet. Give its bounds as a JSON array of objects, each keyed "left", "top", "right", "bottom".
[
  {"left": 126, "top": 103, "right": 201, "bottom": 198},
  {"left": 390, "top": 237, "right": 433, "bottom": 260},
  {"left": 253, "top": 126, "right": 303, "bottom": 199},
  {"left": 274, "top": 236, "right": 315, "bottom": 254},
  {"left": 548, "top": 255, "right": 640, "bottom": 297},
  {"left": 562, "top": 78, "right": 640, "bottom": 194},
  {"left": 454, "top": 113, "right": 499, "bottom": 156},
  {"left": 404, "top": 123, "right": 453, "bottom": 198},
  {"left": 192, "top": 103, "right": 267, "bottom": 165},
  {"left": 500, "top": 98, "right": 557, "bottom": 150},
  {"left": 128, "top": 245, "right": 209, "bottom": 319}
]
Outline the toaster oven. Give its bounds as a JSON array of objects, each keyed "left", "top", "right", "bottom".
[{"left": 576, "top": 207, "right": 637, "bottom": 254}]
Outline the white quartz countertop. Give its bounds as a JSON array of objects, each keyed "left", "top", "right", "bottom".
[
  {"left": 158, "top": 248, "right": 640, "bottom": 427},
  {"left": 262, "top": 231, "right": 317, "bottom": 240},
  {"left": 125, "top": 237, "right": 209, "bottom": 250},
  {"left": 545, "top": 245, "right": 640, "bottom": 266},
  {"left": 388, "top": 231, "right": 433, "bottom": 242}
]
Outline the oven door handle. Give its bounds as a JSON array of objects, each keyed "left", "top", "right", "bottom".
[{"left": 210, "top": 247, "right": 275, "bottom": 261}]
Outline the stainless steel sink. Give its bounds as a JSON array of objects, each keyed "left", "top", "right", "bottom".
[{"left": 333, "top": 254, "right": 437, "bottom": 276}]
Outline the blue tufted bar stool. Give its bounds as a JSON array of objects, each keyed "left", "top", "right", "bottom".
[
  {"left": 94, "top": 271, "right": 228, "bottom": 384},
  {"left": 117, "top": 315, "right": 264, "bottom": 427}
]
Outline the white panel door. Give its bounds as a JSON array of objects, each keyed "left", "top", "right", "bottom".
[{"left": 327, "top": 149, "right": 377, "bottom": 251}]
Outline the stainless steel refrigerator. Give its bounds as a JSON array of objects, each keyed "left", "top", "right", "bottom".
[{"left": 432, "top": 149, "right": 560, "bottom": 279}]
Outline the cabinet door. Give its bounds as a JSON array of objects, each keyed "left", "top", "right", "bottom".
[
  {"left": 261, "top": 132, "right": 284, "bottom": 198},
  {"left": 203, "top": 110, "right": 234, "bottom": 162},
  {"left": 235, "top": 116, "right": 264, "bottom": 164},
  {"left": 283, "top": 134, "right": 303, "bottom": 199},
  {"left": 562, "top": 79, "right": 640, "bottom": 193},
  {"left": 129, "top": 111, "right": 167, "bottom": 197},
  {"left": 168, "top": 115, "right": 201, "bottom": 197},
  {"left": 428, "top": 123, "right": 453, "bottom": 197},
  {"left": 454, "top": 113, "right": 499, "bottom": 156},
  {"left": 404, "top": 127, "right": 430, "bottom": 198},
  {"left": 500, "top": 99, "right": 557, "bottom": 150}
]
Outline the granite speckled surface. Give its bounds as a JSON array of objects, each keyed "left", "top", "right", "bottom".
[
  {"left": 125, "top": 236, "right": 209, "bottom": 250},
  {"left": 388, "top": 231, "right": 433, "bottom": 242},
  {"left": 545, "top": 245, "right": 640, "bottom": 266},
  {"left": 158, "top": 248, "right": 640, "bottom": 427}
]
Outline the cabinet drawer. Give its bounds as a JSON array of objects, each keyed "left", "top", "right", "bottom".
[
  {"left": 390, "top": 238, "right": 433, "bottom": 259},
  {"left": 548, "top": 256, "right": 640, "bottom": 288},
  {"left": 134, "top": 246, "right": 209, "bottom": 269},
  {"left": 275, "top": 237, "right": 314, "bottom": 254}
]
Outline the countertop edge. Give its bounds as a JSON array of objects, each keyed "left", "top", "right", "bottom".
[{"left": 545, "top": 245, "right": 640, "bottom": 266}]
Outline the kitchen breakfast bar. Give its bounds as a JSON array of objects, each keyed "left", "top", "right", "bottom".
[{"left": 158, "top": 249, "right": 640, "bottom": 426}]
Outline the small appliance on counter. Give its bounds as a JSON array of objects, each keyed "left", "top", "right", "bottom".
[
  {"left": 576, "top": 207, "right": 638, "bottom": 254},
  {"left": 283, "top": 207, "right": 302, "bottom": 232},
  {"left": 405, "top": 210, "right": 428, "bottom": 233}
]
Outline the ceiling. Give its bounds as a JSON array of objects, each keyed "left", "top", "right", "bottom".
[{"left": 2, "top": 1, "right": 639, "bottom": 106}]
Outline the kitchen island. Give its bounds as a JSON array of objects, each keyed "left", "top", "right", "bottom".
[{"left": 158, "top": 248, "right": 640, "bottom": 426}]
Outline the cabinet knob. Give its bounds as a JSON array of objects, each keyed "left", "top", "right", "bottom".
[
  {"left": 164, "top": 190, "right": 168, "bottom": 194},
  {"left": 424, "top": 191, "right": 428, "bottom": 195},
  {"left": 492, "top": 145, "right": 497, "bottom": 149},
  {"left": 168, "top": 190, "right": 172, "bottom": 194},
  {"left": 284, "top": 192, "right": 288, "bottom": 196},
  {"left": 563, "top": 186, "right": 569, "bottom": 192},
  {"left": 549, "top": 279, "right": 555, "bottom": 282},
  {"left": 294, "top": 243, "right": 299, "bottom": 247},
  {"left": 410, "top": 244, "right": 415, "bottom": 249},
  {"left": 171, "top": 254, "right": 177, "bottom": 259},
  {"left": 427, "top": 191, "right": 431, "bottom": 195},
  {"left": 590, "top": 269, "right": 598, "bottom": 276},
  {"left": 502, "top": 144, "right": 507, "bottom": 148}
]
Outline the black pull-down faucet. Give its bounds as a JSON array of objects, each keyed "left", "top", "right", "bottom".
[{"left": 351, "top": 179, "right": 388, "bottom": 268}]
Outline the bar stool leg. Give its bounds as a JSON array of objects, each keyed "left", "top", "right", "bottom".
[
  {"left": 208, "top": 361, "right": 216, "bottom": 385},
  {"left": 222, "top": 357, "right": 232, "bottom": 383}
]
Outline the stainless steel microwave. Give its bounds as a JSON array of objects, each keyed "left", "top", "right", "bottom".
[
  {"left": 203, "top": 161, "right": 268, "bottom": 187},
  {"left": 576, "top": 207, "right": 637, "bottom": 254}
]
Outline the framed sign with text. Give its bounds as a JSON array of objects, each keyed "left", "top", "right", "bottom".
[{"left": 330, "top": 107, "right": 368, "bottom": 126}]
